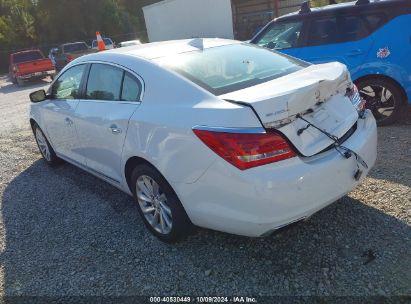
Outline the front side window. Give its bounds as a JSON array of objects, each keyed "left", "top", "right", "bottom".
[
  {"left": 253, "top": 20, "right": 303, "bottom": 50},
  {"left": 51, "top": 64, "right": 86, "bottom": 99},
  {"left": 86, "top": 64, "right": 123, "bottom": 101},
  {"left": 155, "top": 43, "right": 308, "bottom": 95}
]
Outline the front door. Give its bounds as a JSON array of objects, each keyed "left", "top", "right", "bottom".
[
  {"left": 74, "top": 63, "right": 142, "bottom": 183},
  {"left": 42, "top": 64, "right": 87, "bottom": 164}
]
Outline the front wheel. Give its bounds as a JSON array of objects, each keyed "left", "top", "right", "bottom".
[
  {"left": 356, "top": 77, "right": 404, "bottom": 126},
  {"left": 33, "top": 124, "right": 61, "bottom": 165},
  {"left": 131, "top": 164, "right": 193, "bottom": 243}
]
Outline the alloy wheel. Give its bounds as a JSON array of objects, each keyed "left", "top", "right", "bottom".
[
  {"left": 35, "top": 128, "right": 51, "bottom": 161},
  {"left": 359, "top": 85, "right": 396, "bottom": 123},
  {"left": 136, "top": 175, "right": 173, "bottom": 234}
]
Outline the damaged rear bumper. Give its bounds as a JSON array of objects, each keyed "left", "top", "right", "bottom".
[{"left": 171, "top": 110, "right": 377, "bottom": 237}]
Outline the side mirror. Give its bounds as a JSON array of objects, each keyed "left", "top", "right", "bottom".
[{"left": 29, "top": 89, "right": 47, "bottom": 103}]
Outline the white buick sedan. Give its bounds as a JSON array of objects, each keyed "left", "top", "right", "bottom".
[{"left": 29, "top": 39, "right": 377, "bottom": 243}]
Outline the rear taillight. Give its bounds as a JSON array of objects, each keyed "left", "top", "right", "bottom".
[
  {"left": 193, "top": 128, "right": 296, "bottom": 170},
  {"left": 347, "top": 84, "right": 366, "bottom": 113},
  {"left": 66, "top": 55, "right": 74, "bottom": 62}
]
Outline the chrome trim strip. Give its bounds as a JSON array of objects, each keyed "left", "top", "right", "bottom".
[{"left": 192, "top": 125, "right": 266, "bottom": 134}]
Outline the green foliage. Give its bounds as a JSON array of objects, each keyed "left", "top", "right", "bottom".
[
  {"left": 310, "top": 0, "right": 351, "bottom": 8},
  {"left": 0, "top": 0, "right": 160, "bottom": 71}
]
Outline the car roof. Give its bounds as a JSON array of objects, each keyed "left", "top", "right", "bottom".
[
  {"left": 278, "top": 0, "right": 407, "bottom": 19},
  {"left": 95, "top": 38, "right": 241, "bottom": 60}
]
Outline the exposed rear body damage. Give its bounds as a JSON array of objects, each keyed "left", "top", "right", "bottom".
[{"left": 221, "top": 62, "right": 359, "bottom": 156}]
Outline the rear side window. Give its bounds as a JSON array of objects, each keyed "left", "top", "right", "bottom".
[
  {"left": 12, "top": 51, "right": 44, "bottom": 64},
  {"left": 121, "top": 73, "right": 141, "bottom": 101},
  {"left": 51, "top": 64, "right": 86, "bottom": 99},
  {"left": 307, "top": 14, "right": 384, "bottom": 46},
  {"left": 86, "top": 64, "right": 123, "bottom": 101},
  {"left": 363, "top": 14, "right": 386, "bottom": 32},
  {"left": 253, "top": 20, "right": 304, "bottom": 49}
]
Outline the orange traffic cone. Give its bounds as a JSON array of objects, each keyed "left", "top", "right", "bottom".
[{"left": 96, "top": 31, "right": 106, "bottom": 51}]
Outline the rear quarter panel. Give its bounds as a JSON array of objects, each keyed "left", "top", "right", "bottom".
[{"left": 350, "top": 14, "right": 411, "bottom": 103}]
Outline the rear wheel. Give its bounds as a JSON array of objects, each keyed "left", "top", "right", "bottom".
[
  {"left": 356, "top": 77, "right": 404, "bottom": 126},
  {"left": 33, "top": 124, "right": 60, "bottom": 165},
  {"left": 131, "top": 164, "right": 192, "bottom": 243}
]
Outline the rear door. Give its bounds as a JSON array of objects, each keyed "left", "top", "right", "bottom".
[
  {"left": 74, "top": 63, "right": 142, "bottom": 183},
  {"left": 42, "top": 64, "right": 87, "bottom": 163},
  {"left": 298, "top": 13, "right": 384, "bottom": 70}
]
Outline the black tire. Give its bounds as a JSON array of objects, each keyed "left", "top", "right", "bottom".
[
  {"left": 131, "top": 164, "right": 192, "bottom": 243},
  {"left": 356, "top": 77, "right": 405, "bottom": 126},
  {"left": 32, "top": 123, "right": 61, "bottom": 166}
]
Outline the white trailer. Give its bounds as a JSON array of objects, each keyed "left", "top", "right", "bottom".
[
  {"left": 143, "top": 0, "right": 305, "bottom": 42},
  {"left": 143, "top": 0, "right": 235, "bottom": 42}
]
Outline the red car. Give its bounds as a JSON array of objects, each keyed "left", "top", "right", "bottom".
[{"left": 9, "top": 49, "right": 55, "bottom": 86}]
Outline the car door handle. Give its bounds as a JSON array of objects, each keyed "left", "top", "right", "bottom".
[
  {"left": 109, "top": 124, "right": 122, "bottom": 134},
  {"left": 65, "top": 117, "right": 73, "bottom": 126},
  {"left": 345, "top": 49, "right": 363, "bottom": 56}
]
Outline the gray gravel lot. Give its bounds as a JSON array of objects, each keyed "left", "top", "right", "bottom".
[{"left": 0, "top": 76, "right": 410, "bottom": 297}]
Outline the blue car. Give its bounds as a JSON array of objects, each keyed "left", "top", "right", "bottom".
[{"left": 250, "top": 0, "right": 411, "bottom": 125}]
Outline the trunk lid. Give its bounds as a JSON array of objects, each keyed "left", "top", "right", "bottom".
[{"left": 221, "top": 62, "right": 358, "bottom": 157}]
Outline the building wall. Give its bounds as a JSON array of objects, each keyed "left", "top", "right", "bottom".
[
  {"left": 231, "top": 0, "right": 305, "bottom": 40},
  {"left": 278, "top": 0, "right": 305, "bottom": 16},
  {"left": 143, "top": 0, "right": 234, "bottom": 42}
]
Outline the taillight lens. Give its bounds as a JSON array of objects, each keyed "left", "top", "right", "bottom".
[
  {"left": 66, "top": 55, "right": 74, "bottom": 62},
  {"left": 193, "top": 129, "right": 296, "bottom": 170},
  {"left": 347, "top": 84, "right": 366, "bottom": 112}
]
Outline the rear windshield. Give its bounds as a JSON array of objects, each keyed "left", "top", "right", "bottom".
[
  {"left": 12, "top": 51, "right": 43, "bottom": 63},
  {"left": 155, "top": 43, "right": 308, "bottom": 95},
  {"left": 63, "top": 43, "right": 88, "bottom": 53}
]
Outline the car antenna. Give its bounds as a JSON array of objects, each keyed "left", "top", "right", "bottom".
[
  {"left": 356, "top": 0, "right": 370, "bottom": 5},
  {"left": 299, "top": 1, "right": 311, "bottom": 14},
  {"left": 188, "top": 38, "right": 204, "bottom": 50}
]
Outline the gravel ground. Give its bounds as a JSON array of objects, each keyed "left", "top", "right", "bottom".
[{"left": 0, "top": 76, "right": 410, "bottom": 297}]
